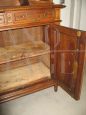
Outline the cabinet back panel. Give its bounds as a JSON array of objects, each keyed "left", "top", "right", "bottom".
[{"left": 0, "top": 27, "right": 43, "bottom": 47}]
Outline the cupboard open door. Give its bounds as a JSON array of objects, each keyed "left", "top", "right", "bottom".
[{"left": 54, "top": 25, "right": 86, "bottom": 100}]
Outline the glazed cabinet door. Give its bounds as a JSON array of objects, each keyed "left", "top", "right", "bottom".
[{"left": 54, "top": 25, "right": 86, "bottom": 100}]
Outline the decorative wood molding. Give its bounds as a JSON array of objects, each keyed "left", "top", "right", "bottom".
[{"left": 0, "top": 5, "right": 65, "bottom": 31}]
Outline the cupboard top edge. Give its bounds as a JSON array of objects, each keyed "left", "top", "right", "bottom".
[{"left": 0, "top": 4, "right": 65, "bottom": 12}]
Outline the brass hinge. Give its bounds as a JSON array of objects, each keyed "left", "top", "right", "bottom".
[{"left": 77, "top": 31, "right": 81, "bottom": 37}]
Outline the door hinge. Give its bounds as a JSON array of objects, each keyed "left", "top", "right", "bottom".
[{"left": 77, "top": 31, "right": 81, "bottom": 37}]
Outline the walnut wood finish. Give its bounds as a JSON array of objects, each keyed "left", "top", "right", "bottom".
[
  {"left": 53, "top": 25, "right": 86, "bottom": 100},
  {"left": 0, "top": 5, "right": 65, "bottom": 31},
  {"left": 0, "top": 79, "right": 55, "bottom": 103},
  {"left": 0, "top": 3, "right": 85, "bottom": 103},
  {"left": 0, "top": 0, "right": 19, "bottom": 7}
]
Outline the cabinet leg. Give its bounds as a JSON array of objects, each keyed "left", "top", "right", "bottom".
[{"left": 54, "top": 85, "right": 58, "bottom": 92}]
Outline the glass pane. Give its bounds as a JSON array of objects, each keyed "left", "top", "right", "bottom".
[{"left": 0, "top": 26, "right": 51, "bottom": 93}]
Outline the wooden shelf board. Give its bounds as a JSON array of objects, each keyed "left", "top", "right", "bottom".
[
  {"left": 0, "top": 62, "right": 50, "bottom": 93},
  {"left": 0, "top": 41, "right": 50, "bottom": 64}
]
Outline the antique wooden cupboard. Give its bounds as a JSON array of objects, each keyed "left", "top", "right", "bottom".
[{"left": 0, "top": 1, "right": 86, "bottom": 103}]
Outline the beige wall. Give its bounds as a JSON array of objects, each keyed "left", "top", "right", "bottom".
[
  {"left": 61, "top": 0, "right": 71, "bottom": 27},
  {"left": 80, "top": 0, "right": 86, "bottom": 31},
  {"left": 54, "top": 0, "right": 86, "bottom": 31},
  {"left": 53, "top": 0, "right": 71, "bottom": 27}
]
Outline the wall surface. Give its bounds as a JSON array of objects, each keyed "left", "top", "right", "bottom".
[
  {"left": 61, "top": 0, "right": 72, "bottom": 27},
  {"left": 54, "top": 0, "right": 86, "bottom": 31},
  {"left": 80, "top": 0, "right": 86, "bottom": 31}
]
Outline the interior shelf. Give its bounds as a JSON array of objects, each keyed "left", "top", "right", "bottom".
[
  {"left": 0, "top": 62, "right": 50, "bottom": 93},
  {"left": 0, "top": 40, "right": 50, "bottom": 64}
]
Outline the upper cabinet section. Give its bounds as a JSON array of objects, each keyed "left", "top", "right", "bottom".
[
  {"left": 0, "top": 0, "right": 20, "bottom": 7},
  {"left": 0, "top": 8, "right": 54, "bottom": 29},
  {"left": 0, "top": 3, "right": 65, "bottom": 31},
  {"left": 0, "top": 0, "right": 53, "bottom": 7}
]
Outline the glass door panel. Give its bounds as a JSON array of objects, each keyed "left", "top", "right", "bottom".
[{"left": 0, "top": 26, "right": 51, "bottom": 93}]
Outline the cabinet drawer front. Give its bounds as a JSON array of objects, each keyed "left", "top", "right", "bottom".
[
  {"left": 0, "top": 9, "right": 57, "bottom": 30},
  {"left": 14, "top": 10, "right": 54, "bottom": 23}
]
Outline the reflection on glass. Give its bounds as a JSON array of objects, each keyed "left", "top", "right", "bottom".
[{"left": 0, "top": 26, "right": 51, "bottom": 93}]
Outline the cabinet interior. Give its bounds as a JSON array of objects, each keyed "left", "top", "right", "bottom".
[
  {"left": 0, "top": 26, "right": 51, "bottom": 93},
  {"left": 0, "top": 3, "right": 85, "bottom": 102}
]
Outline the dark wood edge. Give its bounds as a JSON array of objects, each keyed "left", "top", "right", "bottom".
[
  {"left": 0, "top": 79, "right": 56, "bottom": 104},
  {"left": 58, "top": 81, "right": 76, "bottom": 100},
  {"left": 53, "top": 25, "right": 86, "bottom": 38},
  {"left": 0, "top": 4, "right": 65, "bottom": 12},
  {"left": 54, "top": 25, "right": 86, "bottom": 32},
  {"left": 0, "top": 20, "right": 62, "bottom": 32},
  {"left": 0, "top": 77, "right": 50, "bottom": 95},
  {"left": 52, "top": 4, "right": 66, "bottom": 8},
  {"left": 74, "top": 32, "right": 86, "bottom": 100}
]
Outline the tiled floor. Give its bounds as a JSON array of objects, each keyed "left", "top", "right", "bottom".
[{"left": 0, "top": 67, "right": 86, "bottom": 115}]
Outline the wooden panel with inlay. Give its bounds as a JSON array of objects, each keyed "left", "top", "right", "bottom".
[{"left": 0, "top": 9, "right": 56, "bottom": 30}]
